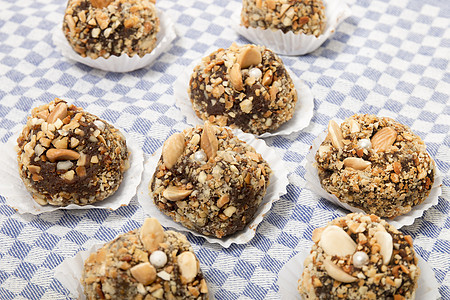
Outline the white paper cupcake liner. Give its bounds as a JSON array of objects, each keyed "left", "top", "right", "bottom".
[
  {"left": 52, "top": 11, "right": 176, "bottom": 72},
  {"left": 278, "top": 247, "right": 440, "bottom": 299},
  {"left": 0, "top": 130, "right": 144, "bottom": 214},
  {"left": 54, "top": 243, "right": 103, "bottom": 300},
  {"left": 232, "top": 0, "right": 351, "bottom": 56},
  {"left": 136, "top": 129, "right": 289, "bottom": 248},
  {"left": 305, "top": 131, "right": 443, "bottom": 228},
  {"left": 54, "top": 242, "right": 214, "bottom": 300},
  {"left": 174, "top": 62, "right": 314, "bottom": 138}
]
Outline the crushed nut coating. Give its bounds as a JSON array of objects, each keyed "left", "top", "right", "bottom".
[
  {"left": 241, "top": 0, "right": 326, "bottom": 37},
  {"left": 315, "top": 114, "right": 435, "bottom": 218},
  {"left": 63, "top": 0, "right": 159, "bottom": 59},
  {"left": 299, "top": 213, "right": 420, "bottom": 300},
  {"left": 17, "top": 98, "right": 129, "bottom": 206},
  {"left": 188, "top": 43, "right": 297, "bottom": 135},
  {"left": 150, "top": 123, "right": 272, "bottom": 238},
  {"left": 82, "top": 218, "right": 209, "bottom": 299}
]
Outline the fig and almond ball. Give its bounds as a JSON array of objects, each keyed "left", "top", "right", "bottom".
[
  {"left": 241, "top": 0, "right": 327, "bottom": 37},
  {"left": 150, "top": 122, "right": 272, "bottom": 238},
  {"left": 17, "top": 98, "right": 129, "bottom": 206},
  {"left": 63, "top": 0, "right": 159, "bottom": 59},
  {"left": 82, "top": 218, "right": 209, "bottom": 299},
  {"left": 299, "top": 213, "right": 420, "bottom": 299},
  {"left": 315, "top": 114, "right": 435, "bottom": 218},
  {"left": 188, "top": 43, "right": 297, "bottom": 135}
]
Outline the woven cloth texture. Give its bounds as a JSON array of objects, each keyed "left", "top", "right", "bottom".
[{"left": 0, "top": 0, "right": 449, "bottom": 299}]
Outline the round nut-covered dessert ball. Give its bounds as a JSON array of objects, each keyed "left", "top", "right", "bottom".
[
  {"left": 188, "top": 43, "right": 298, "bottom": 135},
  {"left": 298, "top": 213, "right": 420, "bottom": 299},
  {"left": 63, "top": 0, "right": 159, "bottom": 59},
  {"left": 17, "top": 98, "right": 129, "bottom": 206},
  {"left": 241, "top": 0, "right": 327, "bottom": 37},
  {"left": 82, "top": 218, "right": 209, "bottom": 299},
  {"left": 150, "top": 122, "right": 272, "bottom": 238},
  {"left": 315, "top": 114, "right": 435, "bottom": 218}
]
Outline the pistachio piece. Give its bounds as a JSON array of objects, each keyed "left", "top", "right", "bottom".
[
  {"left": 47, "top": 102, "right": 68, "bottom": 124},
  {"left": 328, "top": 120, "right": 344, "bottom": 150},
  {"left": 374, "top": 231, "right": 393, "bottom": 265},
  {"left": 237, "top": 46, "right": 262, "bottom": 69},
  {"left": 319, "top": 225, "right": 357, "bottom": 257},
  {"left": 177, "top": 251, "right": 198, "bottom": 284},
  {"left": 46, "top": 149, "right": 80, "bottom": 162},
  {"left": 130, "top": 262, "right": 156, "bottom": 285},
  {"left": 162, "top": 133, "right": 185, "bottom": 169},
  {"left": 162, "top": 186, "right": 192, "bottom": 201},
  {"left": 200, "top": 122, "right": 218, "bottom": 160},
  {"left": 371, "top": 127, "right": 397, "bottom": 152},
  {"left": 230, "top": 63, "right": 243, "bottom": 91},
  {"left": 323, "top": 258, "right": 357, "bottom": 283},
  {"left": 140, "top": 218, "right": 165, "bottom": 252},
  {"left": 343, "top": 157, "right": 371, "bottom": 170}
]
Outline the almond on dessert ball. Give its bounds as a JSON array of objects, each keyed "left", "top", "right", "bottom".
[
  {"left": 299, "top": 213, "right": 420, "bottom": 300},
  {"left": 17, "top": 98, "right": 129, "bottom": 206},
  {"left": 149, "top": 122, "right": 272, "bottom": 238},
  {"left": 241, "top": 0, "right": 327, "bottom": 37},
  {"left": 82, "top": 218, "right": 209, "bottom": 299},
  {"left": 63, "top": 0, "right": 159, "bottom": 59},
  {"left": 189, "top": 43, "right": 297, "bottom": 135},
  {"left": 315, "top": 114, "right": 435, "bottom": 218}
]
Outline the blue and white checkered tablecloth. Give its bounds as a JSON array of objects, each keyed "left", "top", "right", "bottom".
[{"left": 0, "top": 0, "right": 449, "bottom": 299}]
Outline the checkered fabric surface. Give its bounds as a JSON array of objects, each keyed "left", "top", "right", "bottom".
[{"left": 0, "top": 0, "right": 449, "bottom": 299}]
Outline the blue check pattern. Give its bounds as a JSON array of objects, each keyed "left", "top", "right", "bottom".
[{"left": 0, "top": 0, "right": 449, "bottom": 299}]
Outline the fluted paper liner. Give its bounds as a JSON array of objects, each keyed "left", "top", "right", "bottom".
[
  {"left": 232, "top": 0, "right": 351, "bottom": 56},
  {"left": 278, "top": 246, "right": 440, "bottom": 299},
  {"left": 0, "top": 131, "right": 144, "bottom": 214},
  {"left": 174, "top": 62, "right": 314, "bottom": 138},
  {"left": 53, "top": 11, "right": 176, "bottom": 72},
  {"left": 305, "top": 130, "right": 443, "bottom": 228},
  {"left": 54, "top": 242, "right": 214, "bottom": 299},
  {"left": 136, "top": 129, "right": 289, "bottom": 247}
]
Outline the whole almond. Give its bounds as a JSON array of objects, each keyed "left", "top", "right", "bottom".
[
  {"left": 343, "top": 157, "right": 371, "bottom": 170},
  {"left": 230, "top": 63, "right": 243, "bottom": 91},
  {"left": 323, "top": 258, "right": 357, "bottom": 283},
  {"left": 201, "top": 122, "right": 218, "bottom": 160},
  {"left": 319, "top": 225, "right": 357, "bottom": 257},
  {"left": 371, "top": 127, "right": 397, "bottom": 152},
  {"left": 162, "top": 133, "right": 185, "bottom": 169},
  {"left": 46, "top": 149, "right": 80, "bottom": 162},
  {"left": 47, "top": 102, "right": 68, "bottom": 124},
  {"left": 237, "top": 46, "right": 262, "bottom": 69},
  {"left": 163, "top": 186, "right": 192, "bottom": 201},
  {"left": 374, "top": 231, "right": 393, "bottom": 265},
  {"left": 140, "top": 218, "right": 165, "bottom": 252},
  {"left": 177, "top": 252, "right": 198, "bottom": 284},
  {"left": 328, "top": 120, "right": 343, "bottom": 150}
]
